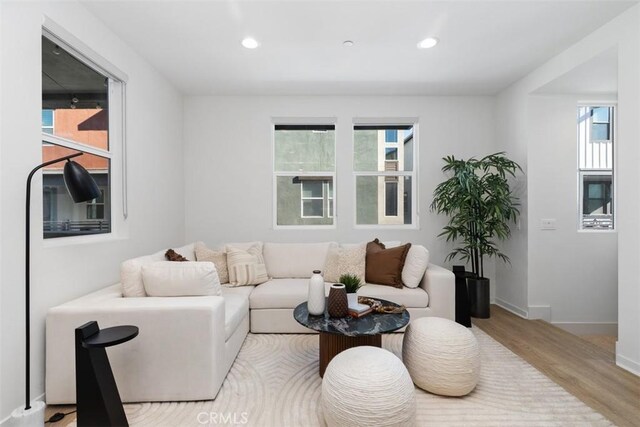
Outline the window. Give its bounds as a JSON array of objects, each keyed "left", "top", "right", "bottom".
[
  {"left": 578, "top": 105, "right": 614, "bottom": 230},
  {"left": 273, "top": 124, "right": 335, "bottom": 227},
  {"left": 354, "top": 124, "right": 416, "bottom": 226},
  {"left": 41, "top": 33, "right": 123, "bottom": 238},
  {"left": 42, "top": 110, "right": 54, "bottom": 134},
  {"left": 301, "top": 180, "right": 333, "bottom": 218}
]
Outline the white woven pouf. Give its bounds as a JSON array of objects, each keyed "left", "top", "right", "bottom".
[
  {"left": 321, "top": 346, "right": 416, "bottom": 427},
  {"left": 402, "top": 317, "right": 480, "bottom": 396}
]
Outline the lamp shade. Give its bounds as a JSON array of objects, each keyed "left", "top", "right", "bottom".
[{"left": 63, "top": 160, "right": 101, "bottom": 203}]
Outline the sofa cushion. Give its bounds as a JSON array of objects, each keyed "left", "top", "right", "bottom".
[
  {"left": 358, "top": 284, "right": 429, "bottom": 308},
  {"left": 365, "top": 239, "right": 412, "bottom": 288},
  {"left": 250, "top": 279, "right": 323, "bottom": 309},
  {"left": 195, "top": 242, "right": 229, "bottom": 284},
  {"left": 263, "top": 242, "right": 336, "bottom": 278},
  {"left": 141, "top": 261, "right": 221, "bottom": 297},
  {"left": 226, "top": 245, "right": 269, "bottom": 286},
  {"left": 402, "top": 245, "right": 430, "bottom": 288},
  {"left": 324, "top": 243, "right": 366, "bottom": 283},
  {"left": 222, "top": 293, "right": 250, "bottom": 341},
  {"left": 121, "top": 243, "right": 196, "bottom": 297}
]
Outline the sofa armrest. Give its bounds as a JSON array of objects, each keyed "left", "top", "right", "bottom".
[
  {"left": 46, "top": 295, "right": 226, "bottom": 403},
  {"left": 419, "top": 263, "right": 455, "bottom": 321}
]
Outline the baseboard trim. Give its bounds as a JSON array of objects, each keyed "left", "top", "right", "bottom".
[
  {"left": 553, "top": 322, "right": 618, "bottom": 336},
  {"left": 494, "top": 298, "right": 528, "bottom": 318},
  {"left": 615, "top": 345, "right": 640, "bottom": 376},
  {"left": 0, "top": 393, "right": 46, "bottom": 426},
  {"left": 528, "top": 305, "right": 551, "bottom": 321}
]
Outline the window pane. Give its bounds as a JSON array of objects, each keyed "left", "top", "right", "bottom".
[
  {"left": 354, "top": 125, "right": 414, "bottom": 172},
  {"left": 581, "top": 174, "right": 613, "bottom": 229},
  {"left": 275, "top": 175, "right": 333, "bottom": 226},
  {"left": 42, "top": 35, "right": 109, "bottom": 150},
  {"left": 591, "top": 123, "right": 610, "bottom": 141},
  {"left": 302, "top": 200, "right": 323, "bottom": 217},
  {"left": 385, "top": 129, "right": 397, "bottom": 142},
  {"left": 302, "top": 181, "right": 323, "bottom": 198},
  {"left": 356, "top": 175, "right": 410, "bottom": 225},
  {"left": 274, "top": 127, "right": 335, "bottom": 172},
  {"left": 592, "top": 107, "right": 610, "bottom": 123},
  {"left": 42, "top": 110, "right": 53, "bottom": 127},
  {"left": 385, "top": 181, "right": 398, "bottom": 216},
  {"left": 42, "top": 143, "right": 111, "bottom": 238}
]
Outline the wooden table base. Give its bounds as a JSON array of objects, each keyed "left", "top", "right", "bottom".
[{"left": 319, "top": 332, "right": 382, "bottom": 377}]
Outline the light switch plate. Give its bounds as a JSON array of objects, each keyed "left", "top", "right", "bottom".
[{"left": 541, "top": 219, "right": 556, "bottom": 230}]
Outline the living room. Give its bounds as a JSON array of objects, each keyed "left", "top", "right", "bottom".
[{"left": 1, "top": 1, "right": 639, "bottom": 426}]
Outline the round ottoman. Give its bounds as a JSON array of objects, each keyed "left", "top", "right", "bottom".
[
  {"left": 321, "top": 346, "right": 416, "bottom": 427},
  {"left": 402, "top": 317, "right": 480, "bottom": 396}
]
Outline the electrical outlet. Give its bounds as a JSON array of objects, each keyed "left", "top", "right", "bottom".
[{"left": 541, "top": 219, "right": 556, "bottom": 230}]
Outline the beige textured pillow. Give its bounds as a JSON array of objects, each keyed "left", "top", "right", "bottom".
[
  {"left": 195, "top": 241, "right": 229, "bottom": 284},
  {"left": 324, "top": 243, "right": 366, "bottom": 283},
  {"left": 226, "top": 245, "right": 268, "bottom": 286}
]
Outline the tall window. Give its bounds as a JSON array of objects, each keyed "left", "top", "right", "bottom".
[
  {"left": 273, "top": 124, "right": 335, "bottom": 227},
  {"left": 354, "top": 123, "right": 416, "bottom": 226},
  {"left": 41, "top": 34, "right": 119, "bottom": 238},
  {"left": 578, "top": 105, "right": 614, "bottom": 230}
]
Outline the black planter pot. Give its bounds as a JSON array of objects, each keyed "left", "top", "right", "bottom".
[{"left": 468, "top": 277, "right": 490, "bottom": 319}]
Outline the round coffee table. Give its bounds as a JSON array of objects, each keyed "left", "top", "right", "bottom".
[{"left": 294, "top": 298, "right": 410, "bottom": 377}]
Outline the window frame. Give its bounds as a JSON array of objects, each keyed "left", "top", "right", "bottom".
[
  {"left": 272, "top": 119, "right": 337, "bottom": 230},
  {"left": 577, "top": 103, "right": 616, "bottom": 232},
  {"left": 352, "top": 120, "right": 419, "bottom": 229},
  {"left": 41, "top": 20, "right": 129, "bottom": 246}
]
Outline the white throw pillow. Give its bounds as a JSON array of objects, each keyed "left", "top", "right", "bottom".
[
  {"left": 402, "top": 245, "right": 430, "bottom": 288},
  {"left": 141, "top": 261, "right": 221, "bottom": 297},
  {"left": 324, "top": 243, "right": 366, "bottom": 283},
  {"left": 226, "top": 245, "right": 269, "bottom": 286},
  {"left": 120, "top": 243, "right": 197, "bottom": 297}
]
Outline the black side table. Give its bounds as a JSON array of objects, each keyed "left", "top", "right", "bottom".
[
  {"left": 452, "top": 265, "right": 472, "bottom": 327},
  {"left": 75, "top": 321, "right": 138, "bottom": 427}
]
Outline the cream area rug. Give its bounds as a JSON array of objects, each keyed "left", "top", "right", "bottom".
[{"left": 118, "top": 329, "right": 612, "bottom": 426}]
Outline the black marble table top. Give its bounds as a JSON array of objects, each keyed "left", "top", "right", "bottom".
[{"left": 293, "top": 298, "right": 410, "bottom": 337}]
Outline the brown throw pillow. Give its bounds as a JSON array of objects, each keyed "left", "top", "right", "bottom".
[
  {"left": 165, "top": 249, "right": 188, "bottom": 262},
  {"left": 365, "top": 238, "right": 411, "bottom": 288}
]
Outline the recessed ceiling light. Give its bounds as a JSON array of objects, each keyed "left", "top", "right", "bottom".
[
  {"left": 241, "top": 37, "right": 260, "bottom": 49},
  {"left": 343, "top": 40, "right": 354, "bottom": 47},
  {"left": 417, "top": 37, "right": 439, "bottom": 49}
]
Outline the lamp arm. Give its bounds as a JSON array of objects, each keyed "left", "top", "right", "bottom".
[{"left": 24, "top": 152, "right": 83, "bottom": 410}]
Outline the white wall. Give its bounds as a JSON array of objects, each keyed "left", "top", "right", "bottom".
[
  {"left": 527, "top": 94, "right": 617, "bottom": 331},
  {"left": 495, "top": 5, "right": 640, "bottom": 373},
  {"left": 0, "top": 1, "right": 185, "bottom": 420},
  {"left": 183, "top": 95, "right": 498, "bottom": 290}
]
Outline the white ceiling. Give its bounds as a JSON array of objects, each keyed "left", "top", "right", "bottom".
[{"left": 82, "top": 1, "right": 637, "bottom": 96}]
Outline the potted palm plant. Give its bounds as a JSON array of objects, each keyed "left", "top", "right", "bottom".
[{"left": 431, "top": 152, "right": 522, "bottom": 318}]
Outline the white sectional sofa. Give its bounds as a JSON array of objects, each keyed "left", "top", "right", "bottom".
[{"left": 46, "top": 241, "right": 455, "bottom": 404}]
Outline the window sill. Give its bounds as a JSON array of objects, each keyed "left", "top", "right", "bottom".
[
  {"left": 354, "top": 224, "right": 419, "bottom": 230},
  {"left": 42, "top": 231, "right": 129, "bottom": 249},
  {"left": 577, "top": 229, "right": 617, "bottom": 234}
]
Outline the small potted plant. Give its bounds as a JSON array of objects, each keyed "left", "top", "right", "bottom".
[{"left": 339, "top": 273, "right": 362, "bottom": 308}]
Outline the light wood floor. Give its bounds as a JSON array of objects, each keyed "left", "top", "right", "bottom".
[
  {"left": 473, "top": 305, "right": 640, "bottom": 427},
  {"left": 46, "top": 306, "right": 640, "bottom": 426}
]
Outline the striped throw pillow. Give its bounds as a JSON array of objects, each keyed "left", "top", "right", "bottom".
[{"left": 226, "top": 245, "right": 269, "bottom": 286}]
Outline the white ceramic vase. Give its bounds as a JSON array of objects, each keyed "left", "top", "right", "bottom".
[{"left": 307, "top": 270, "right": 326, "bottom": 315}]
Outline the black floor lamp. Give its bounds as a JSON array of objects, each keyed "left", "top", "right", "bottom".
[{"left": 11, "top": 152, "right": 100, "bottom": 425}]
